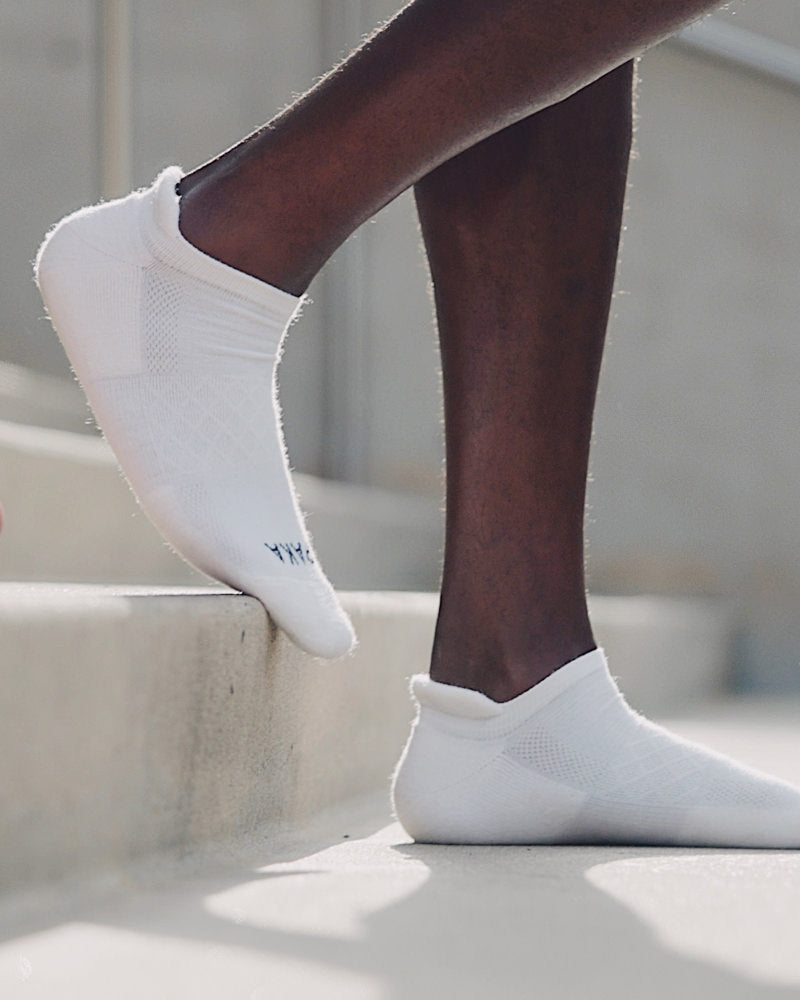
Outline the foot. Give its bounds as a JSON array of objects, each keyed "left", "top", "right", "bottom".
[
  {"left": 35, "top": 167, "right": 355, "bottom": 659},
  {"left": 392, "top": 649, "right": 800, "bottom": 846}
]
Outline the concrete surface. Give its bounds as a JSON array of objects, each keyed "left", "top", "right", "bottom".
[
  {"left": 0, "top": 419, "right": 206, "bottom": 586},
  {"left": 0, "top": 587, "right": 435, "bottom": 897},
  {"left": 0, "top": 418, "right": 732, "bottom": 672},
  {"left": 1, "top": 581, "right": 738, "bottom": 900},
  {"left": 2, "top": 700, "right": 800, "bottom": 1000},
  {"left": 0, "top": 418, "right": 442, "bottom": 590}
]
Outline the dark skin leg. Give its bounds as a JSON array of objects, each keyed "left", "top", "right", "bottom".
[
  {"left": 417, "top": 64, "right": 634, "bottom": 701},
  {"left": 179, "top": 0, "right": 722, "bottom": 296},
  {"left": 173, "top": 0, "right": 723, "bottom": 697}
]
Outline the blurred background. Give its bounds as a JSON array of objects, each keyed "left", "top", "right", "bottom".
[{"left": 3, "top": 1, "right": 800, "bottom": 691}]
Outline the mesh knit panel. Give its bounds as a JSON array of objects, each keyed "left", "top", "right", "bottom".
[
  {"left": 143, "top": 267, "right": 181, "bottom": 374},
  {"left": 505, "top": 728, "right": 608, "bottom": 789}
]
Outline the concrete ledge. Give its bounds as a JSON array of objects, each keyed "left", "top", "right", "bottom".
[
  {"left": 0, "top": 420, "right": 206, "bottom": 586},
  {"left": 0, "top": 586, "right": 435, "bottom": 897}
]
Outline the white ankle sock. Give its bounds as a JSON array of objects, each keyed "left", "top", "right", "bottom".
[
  {"left": 35, "top": 167, "right": 355, "bottom": 659},
  {"left": 392, "top": 649, "right": 800, "bottom": 846}
]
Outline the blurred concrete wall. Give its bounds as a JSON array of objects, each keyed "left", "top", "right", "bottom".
[
  {"left": 590, "top": 7, "right": 800, "bottom": 689},
  {"left": 4, "top": 1, "right": 800, "bottom": 686}
]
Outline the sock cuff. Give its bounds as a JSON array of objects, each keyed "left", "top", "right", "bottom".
[
  {"left": 410, "top": 675, "right": 504, "bottom": 719},
  {"left": 502, "top": 648, "right": 608, "bottom": 724},
  {"left": 411, "top": 648, "right": 608, "bottom": 730},
  {"left": 140, "top": 166, "right": 302, "bottom": 324}
]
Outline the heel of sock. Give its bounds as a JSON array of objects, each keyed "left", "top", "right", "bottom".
[{"left": 392, "top": 693, "right": 586, "bottom": 845}]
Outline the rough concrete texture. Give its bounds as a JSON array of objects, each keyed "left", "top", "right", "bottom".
[
  {"left": 0, "top": 587, "right": 434, "bottom": 897},
  {"left": 2, "top": 699, "right": 800, "bottom": 1000}
]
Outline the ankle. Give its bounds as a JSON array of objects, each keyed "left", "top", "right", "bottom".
[
  {"left": 177, "top": 171, "right": 314, "bottom": 296},
  {"left": 430, "top": 628, "right": 597, "bottom": 703}
]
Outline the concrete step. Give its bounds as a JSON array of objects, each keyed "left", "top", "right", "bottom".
[
  {"left": 0, "top": 418, "right": 442, "bottom": 590},
  {"left": 1, "top": 583, "right": 734, "bottom": 903},
  {"left": 0, "top": 586, "right": 435, "bottom": 900},
  {"left": 3, "top": 699, "right": 800, "bottom": 1000},
  {"left": 0, "top": 362, "right": 89, "bottom": 436}
]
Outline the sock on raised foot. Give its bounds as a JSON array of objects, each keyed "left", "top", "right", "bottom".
[
  {"left": 35, "top": 167, "right": 355, "bottom": 659},
  {"left": 392, "top": 648, "right": 800, "bottom": 846}
]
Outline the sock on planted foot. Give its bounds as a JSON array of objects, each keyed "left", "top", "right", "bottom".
[
  {"left": 35, "top": 167, "right": 355, "bottom": 659},
  {"left": 392, "top": 649, "right": 800, "bottom": 846}
]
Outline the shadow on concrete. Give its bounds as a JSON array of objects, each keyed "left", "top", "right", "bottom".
[{"left": 10, "top": 828, "right": 797, "bottom": 999}]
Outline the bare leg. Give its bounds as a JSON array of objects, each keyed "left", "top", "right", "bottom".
[
  {"left": 417, "top": 64, "right": 633, "bottom": 702},
  {"left": 178, "top": 0, "right": 722, "bottom": 296},
  {"left": 390, "top": 69, "right": 800, "bottom": 842}
]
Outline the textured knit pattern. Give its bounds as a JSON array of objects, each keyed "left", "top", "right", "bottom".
[
  {"left": 392, "top": 649, "right": 800, "bottom": 846},
  {"left": 35, "top": 167, "right": 355, "bottom": 659}
]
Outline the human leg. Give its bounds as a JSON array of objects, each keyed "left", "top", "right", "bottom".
[
  {"left": 418, "top": 62, "right": 634, "bottom": 704},
  {"left": 36, "top": 0, "right": 725, "bottom": 657},
  {"left": 391, "top": 62, "right": 800, "bottom": 848},
  {"left": 177, "top": 0, "right": 723, "bottom": 297}
]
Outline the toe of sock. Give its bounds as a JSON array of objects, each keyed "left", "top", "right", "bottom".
[{"left": 249, "top": 576, "right": 357, "bottom": 659}]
